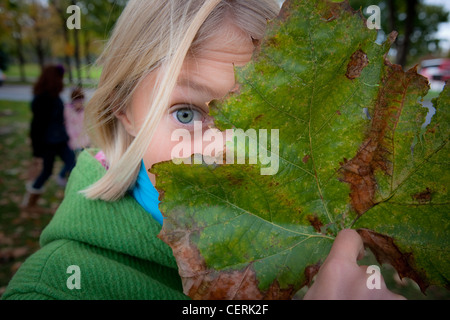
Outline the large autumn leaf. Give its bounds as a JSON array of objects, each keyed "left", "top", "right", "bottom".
[{"left": 153, "top": 0, "right": 449, "bottom": 299}]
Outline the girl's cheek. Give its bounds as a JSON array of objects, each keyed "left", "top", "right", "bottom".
[{"left": 144, "top": 115, "right": 227, "bottom": 168}]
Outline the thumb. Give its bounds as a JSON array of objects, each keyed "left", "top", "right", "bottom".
[{"left": 326, "top": 229, "right": 365, "bottom": 263}]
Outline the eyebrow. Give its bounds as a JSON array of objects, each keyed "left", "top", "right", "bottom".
[{"left": 177, "top": 78, "right": 229, "bottom": 100}]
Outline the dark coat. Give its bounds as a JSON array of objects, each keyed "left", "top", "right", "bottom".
[{"left": 30, "top": 94, "right": 69, "bottom": 157}]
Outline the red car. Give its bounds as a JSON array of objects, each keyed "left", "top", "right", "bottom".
[{"left": 419, "top": 58, "right": 450, "bottom": 82}]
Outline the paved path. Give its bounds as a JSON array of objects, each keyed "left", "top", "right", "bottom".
[{"left": 0, "top": 84, "right": 95, "bottom": 103}]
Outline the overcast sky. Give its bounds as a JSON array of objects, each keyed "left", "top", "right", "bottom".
[{"left": 424, "top": 0, "right": 450, "bottom": 51}]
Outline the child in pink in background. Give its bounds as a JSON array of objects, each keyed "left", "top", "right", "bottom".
[
  {"left": 64, "top": 87, "right": 90, "bottom": 152},
  {"left": 56, "top": 88, "right": 90, "bottom": 186}
]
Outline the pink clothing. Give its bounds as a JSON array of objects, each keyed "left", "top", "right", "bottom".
[
  {"left": 94, "top": 150, "right": 109, "bottom": 170},
  {"left": 64, "top": 103, "right": 90, "bottom": 150}
]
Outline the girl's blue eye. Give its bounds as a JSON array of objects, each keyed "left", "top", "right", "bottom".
[
  {"left": 173, "top": 107, "right": 203, "bottom": 125},
  {"left": 177, "top": 109, "right": 194, "bottom": 124}
]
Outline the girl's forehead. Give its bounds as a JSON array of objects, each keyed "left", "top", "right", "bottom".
[
  {"left": 195, "top": 22, "right": 255, "bottom": 66},
  {"left": 176, "top": 25, "right": 255, "bottom": 100},
  {"left": 177, "top": 57, "right": 238, "bottom": 101},
  {"left": 134, "top": 23, "right": 256, "bottom": 104}
]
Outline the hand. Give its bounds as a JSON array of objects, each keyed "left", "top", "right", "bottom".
[{"left": 303, "top": 229, "right": 406, "bottom": 300}]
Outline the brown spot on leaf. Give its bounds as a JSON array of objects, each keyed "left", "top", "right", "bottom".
[
  {"left": 307, "top": 214, "right": 324, "bottom": 233},
  {"left": 158, "top": 189, "right": 165, "bottom": 202},
  {"left": 302, "top": 154, "right": 311, "bottom": 164},
  {"left": 159, "top": 225, "right": 298, "bottom": 300},
  {"left": 227, "top": 173, "right": 244, "bottom": 186},
  {"left": 266, "top": 35, "right": 281, "bottom": 48},
  {"left": 320, "top": 0, "right": 358, "bottom": 22},
  {"left": 411, "top": 187, "right": 432, "bottom": 204},
  {"left": 254, "top": 114, "right": 264, "bottom": 122},
  {"left": 357, "top": 229, "right": 429, "bottom": 293},
  {"left": 321, "top": 10, "right": 337, "bottom": 22},
  {"left": 346, "top": 49, "right": 369, "bottom": 80},
  {"left": 426, "top": 123, "right": 438, "bottom": 134},
  {"left": 261, "top": 280, "right": 296, "bottom": 300},
  {"left": 303, "top": 262, "right": 321, "bottom": 287},
  {"left": 340, "top": 57, "right": 430, "bottom": 215},
  {"left": 268, "top": 181, "right": 280, "bottom": 187}
]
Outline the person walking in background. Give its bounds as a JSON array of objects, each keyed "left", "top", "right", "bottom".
[
  {"left": 21, "top": 65, "right": 76, "bottom": 209},
  {"left": 56, "top": 87, "right": 90, "bottom": 186}
]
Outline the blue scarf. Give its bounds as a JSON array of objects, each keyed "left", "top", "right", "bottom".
[{"left": 131, "top": 160, "right": 164, "bottom": 225}]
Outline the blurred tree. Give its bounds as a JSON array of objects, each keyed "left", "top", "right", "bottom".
[
  {"left": 28, "top": 0, "right": 54, "bottom": 69},
  {"left": 51, "top": 0, "right": 74, "bottom": 83},
  {"left": 70, "top": 0, "right": 81, "bottom": 85},
  {"left": 0, "top": 0, "right": 127, "bottom": 84},
  {"left": 350, "top": 0, "right": 449, "bottom": 67},
  {"left": 0, "top": 45, "right": 10, "bottom": 71},
  {"left": 76, "top": 0, "right": 128, "bottom": 79},
  {"left": 0, "top": 6, "right": 11, "bottom": 71},
  {"left": 48, "top": 0, "right": 127, "bottom": 85},
  {"left": 0, "top": 0, "right": 31, "bottom": 81}
]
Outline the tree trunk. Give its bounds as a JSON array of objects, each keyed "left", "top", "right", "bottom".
[
  {"left": 16, "top": 36, "right": 26, "bottom": 83},
  {"left": 14, "top": 22, "right": 26, "bottom": 82},
  {"left": 396, "top": 0, "right": 418, "bottom": 67},
  {"left": 73, "top": 27, "right": 81, "bottom": 86},
  {"left": 53, "top": 0, "right": 74, "bottom": 84},
  {"left": 387, "top": 0, "right": 396, "bottom": 33},
  {"left": 84, "top": 31, "right": 91, "bottom": 80},
  {"left": 72, "top": 0, "right": 82, "bottom": 86},
  {"left": 35, "top": 36, "right": 46, "bottom": 69},
  {"left": 62, "top": 17, "right": 73, "bottom": 84}
]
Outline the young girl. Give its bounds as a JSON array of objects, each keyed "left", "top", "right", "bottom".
[
  {"left": 22, "top": 65, "right": 76, "bottom": 208},
  {"left": 3, "top": 0, "right": 403, "bottom": 300}
]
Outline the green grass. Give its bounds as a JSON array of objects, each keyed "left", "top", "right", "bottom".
[
  {"left": 4, "top": 64, "right": 43, "bottom": 79},
  {"left": 424, "top": 90, "right": 442, "bottom": 101},
  {"left": 4, "top": 63, "right": 102, "bottom": 86}
]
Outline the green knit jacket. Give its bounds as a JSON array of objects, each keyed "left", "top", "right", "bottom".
[{"left": 2, "top": 150, "right": 188, "bottom": 300}]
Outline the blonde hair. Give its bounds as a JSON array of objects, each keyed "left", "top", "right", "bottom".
[{"left": 83, "top": 0, "right": 280, "bottom": 201}]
